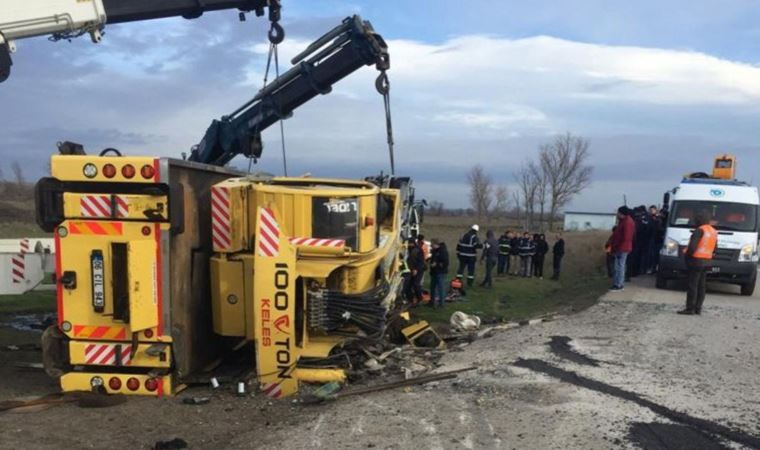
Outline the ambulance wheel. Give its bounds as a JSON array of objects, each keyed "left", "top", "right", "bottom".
[
  {"left": 655, "top": 273, "right": 668, "bottom": 290},
  {"left": 740, "top": 277, "right": 756, "bottom": 296}
]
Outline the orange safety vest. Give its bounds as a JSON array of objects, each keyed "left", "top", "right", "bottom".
[{"left": 692, "top": 224, "right": 718, "bottom": 259}]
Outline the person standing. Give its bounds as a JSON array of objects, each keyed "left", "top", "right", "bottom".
[
  {"left": 404, "top": 238, "right": 426, "bottom": 306},
  {"left": 610, "top": 207, "right": 635, "bottom": 291},
  {"left": 551, "top": 233, "right": 565, "bottom": 280},
  {"left": 518, "top": 232, "right": 535, "bottom": 277},
  {"left": 456, "top": 224, "right": 482, "bottom": 287},
  {"left": 497, "top": 230, "right": 512, "bottom": 276},
  {"left": 678, "top": 214, "right": 717, "bottom": 315},
  {"left": 428, "top": 239, "right": 449, "bottom": 308},
  {"left": 480, "top": 230, "right": 498, "bottom": 288},
  {"left": 533, "top": 234, "right": 549, "bottom": 279},
  {"left": 509, "top": 232, "right": 521, "bottom": 275}
]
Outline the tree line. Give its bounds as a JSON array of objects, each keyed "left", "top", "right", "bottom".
[{"left": 463, "top": 132, "right": 593, "bottom": 231}]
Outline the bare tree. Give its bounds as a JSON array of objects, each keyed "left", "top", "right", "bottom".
[
  {"left": 539, "top": 133, "right": 594, "bottom": 230},
  {"left": 492, "top": 185, "right": 509, "bottom": 218},
  {"left": 428, "top": 200, "right": 445, "bottom": 216},
  {"left": 11, "top": 161, "right": 24, "bottom": 186},
  {"left": 528, "top": 160, "right": 548, "bottom": 231},
  {"left": 467, "top": 165, "right": 493, "bottom": 219},
  {"left": 515, "top": 163, "right": 539, "bottom": 230}
]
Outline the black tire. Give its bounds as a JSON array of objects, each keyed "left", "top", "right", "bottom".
[
  {"left": 740, "top": 278, "right": 756, "bottom": 296},
  {"left": 655, "top": 273, "right": 668, "bottom": 289}
]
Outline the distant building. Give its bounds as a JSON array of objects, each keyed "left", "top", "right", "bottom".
[{"left": 563, "top": 211, "right": 616, "bottom": 231}]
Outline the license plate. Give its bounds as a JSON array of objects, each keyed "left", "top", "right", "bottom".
[
  {"left": 709, "top": 266, "right": 721, "bottom": 274},
  {"left": 91, "top": 250, "right": 105, "bottom": 312}
]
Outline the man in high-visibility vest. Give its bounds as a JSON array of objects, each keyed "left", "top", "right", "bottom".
[
  {"left": 678, "top": 214, "right": 718, "bottom": 315},
  {"left": 456, "top": 224, "right": 482, "bottom": 287}
]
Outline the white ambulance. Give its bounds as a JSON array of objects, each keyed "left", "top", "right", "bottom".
[{"left": 657, "top": 164, "right": 759, "bottom": 295}]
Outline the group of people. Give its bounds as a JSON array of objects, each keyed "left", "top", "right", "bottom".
[
  {"left": 456, "top": 225, "right": 566, "bottom": 289},
  {"left": 605, "top": 205, "right": 667, "bottom": 280},
  {"left": 607, "top": 205, "right": 715, "bottom": 315},
  {"left": 605, "top": 205, "right": 666, "bottom": 290},
  {"left": 401, "top": 225, "right": 566, "bottom": 309}
]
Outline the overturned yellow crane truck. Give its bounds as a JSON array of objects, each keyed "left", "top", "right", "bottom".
[
  {"left": 36, "top": 156, "right": 414, "bottom": 398},
  {"left": 34, "top": 16, "right": 417, "bottom": 398}
]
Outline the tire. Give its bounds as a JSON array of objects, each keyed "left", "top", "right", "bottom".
[
  {"left": 740, "top": 277, "right": 756, "bottom": 296},
  {"left": 655, "top": 273, "right": 668, "bottom": 289}
]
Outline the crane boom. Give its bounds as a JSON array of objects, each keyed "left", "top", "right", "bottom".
[
  {"left": 0, "top": 0, "right": 275, "bottom": 83},
  {"left": 189, "top": 15, "right": 389, "bottom": 166}
]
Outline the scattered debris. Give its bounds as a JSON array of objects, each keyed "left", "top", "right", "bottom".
[
  {"left": 153, "top": 438, "right": 188, "bottom": 450},
  {"left": 450, "top": 311, "right": 481, "bottom": 332},
  {"left": 14, "top": 362, "right": 44, "bottom": 370},
  {"left": 304, "top": 366, "right": 477, "bottom": 404},
  {"left": 210, "top": 377, "right": 220, "bottom": 389},
  {"left": 181, "top": 397, "right": 210, "bottom": 405},
  {"left": 401, "top": 320, "right": 443, "bottom": 348},
  {"left": 2, "top": 313, "right": 56, "bottom": 332}
]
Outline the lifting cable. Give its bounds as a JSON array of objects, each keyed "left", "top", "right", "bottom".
[
  {"left": 376, "top": 70, "right": 395, "bottom": 175},
  {"left": 248, "top": 1, "right": 287, "bottom": 175}
]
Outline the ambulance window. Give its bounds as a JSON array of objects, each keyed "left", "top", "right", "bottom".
[{"left": 312, "top": 197, "right": 358, "bottom": 249}]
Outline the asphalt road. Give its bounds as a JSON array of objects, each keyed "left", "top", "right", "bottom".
[{"left": 260, "top": 275, "right": 760, "bottom": 450}]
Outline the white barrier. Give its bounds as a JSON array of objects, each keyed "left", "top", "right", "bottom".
[
  {"left": 0, "top": 238, "right": 54, "bottom": 254},
  {"left": 0, "top": 253, "right": 46, "bottom": 295}
]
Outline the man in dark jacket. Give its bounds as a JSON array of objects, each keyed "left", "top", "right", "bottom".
[
  {"left": 404, "top": 238, "right": 426, "bottom": 305},
  {"left": 551, "top": 233, "right": 565, "bottom": 280},
  {"left": 533, "top": 234, "right": 549, "bottom": 279},
  {"left": 509, "top": 233, "right": 520, "bottom": 275},
  {"left": 611, "top": 206, "right": 635, "bottom": 291},
  {"left": 497, "top": 230, "right": 512, "bottom": 275},
  {"left": 456, "top": 224, "right": 482, "bottom": 287},
  {"left": 678, "top": 214, "right": 717, "bottom": 315},
  {"left": 429, "top": 239, "right": 449, "bottom": 308},
  {"left": 480, "top": 230, "right": 499, "bottom": 288},
  {"left": 518, "top": 232, "right": 535, "bottom": 277}
]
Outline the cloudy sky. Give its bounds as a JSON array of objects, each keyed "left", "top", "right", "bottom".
[{"left": 2, "top": 0, "right": 760, "bottom": 212}]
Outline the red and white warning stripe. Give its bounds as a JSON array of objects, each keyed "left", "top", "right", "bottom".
[
  {"left": 258, "top": 207, "right": 280, "bottom": 257},
  {"left": 84, "top": 343, "right": 132, "bottom": 366},
  {"left": 211, "top": 186, "right": 232, "bottom": 251},
  {"left": 289, "top": 237, "right": 345, "bottom": 248},
  {"left": 11, "top": 238, "right": 29, "bottom": 283},
  {"left": 80, "top": 195, "right": 128, "bottom": 218},
  {"left": 11, "top": 254, "right": 24, "bottom": 283},
  {"left": 261, "top": 382, "right": 283, "bottom": 398}
]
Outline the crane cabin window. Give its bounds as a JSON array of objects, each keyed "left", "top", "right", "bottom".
[
  {"left": 670, "top": 200, "right": 758, "bottom": 232},
  {"left": 312, "top": 197, "right": 359, "bottom": 249}
]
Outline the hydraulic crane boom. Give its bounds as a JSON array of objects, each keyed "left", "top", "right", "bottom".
[
  {"left": 189, "top": 15, "right": 389, "bottom": 166},
  {"left": 0, "top": 0, "right": 277, "bottom": 83}
]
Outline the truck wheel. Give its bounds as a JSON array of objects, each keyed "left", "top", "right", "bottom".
[
  {"left": 740, "top": 278, "right": 756, "bottom": 296},
  {"left": 655, "top": 273, "right": 668, "bottom": 289}
]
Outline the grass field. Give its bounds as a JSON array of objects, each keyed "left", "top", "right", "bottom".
[
  {"left": 0, "top": 290, "right": 56, "bottom": 315},
  {"left": 411, "top": 217, "right": 609, "bottom": 325}
]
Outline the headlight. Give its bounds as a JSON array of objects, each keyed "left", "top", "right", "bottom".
[
  {"left": 738, "top": 243, "right": 757, "bottom": 262},
  {"left": 662, "top": 238, "right": 679, "bottom": 257}
]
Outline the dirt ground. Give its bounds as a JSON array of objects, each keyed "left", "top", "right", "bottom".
[{"left": 2, "top": 274, "right": 760, "bottom": 449}]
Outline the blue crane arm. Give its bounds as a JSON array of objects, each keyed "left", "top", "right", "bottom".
[{"left": 188, "top": 15, "right": 389, "bottom": 166}]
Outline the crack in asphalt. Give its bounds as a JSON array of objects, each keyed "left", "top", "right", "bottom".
[
  {"left": 513, "top": 358, "right": 760, "bottom": 449},
  {"left": 548, "top": 336, "right": 601, "bottom": 367}
]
